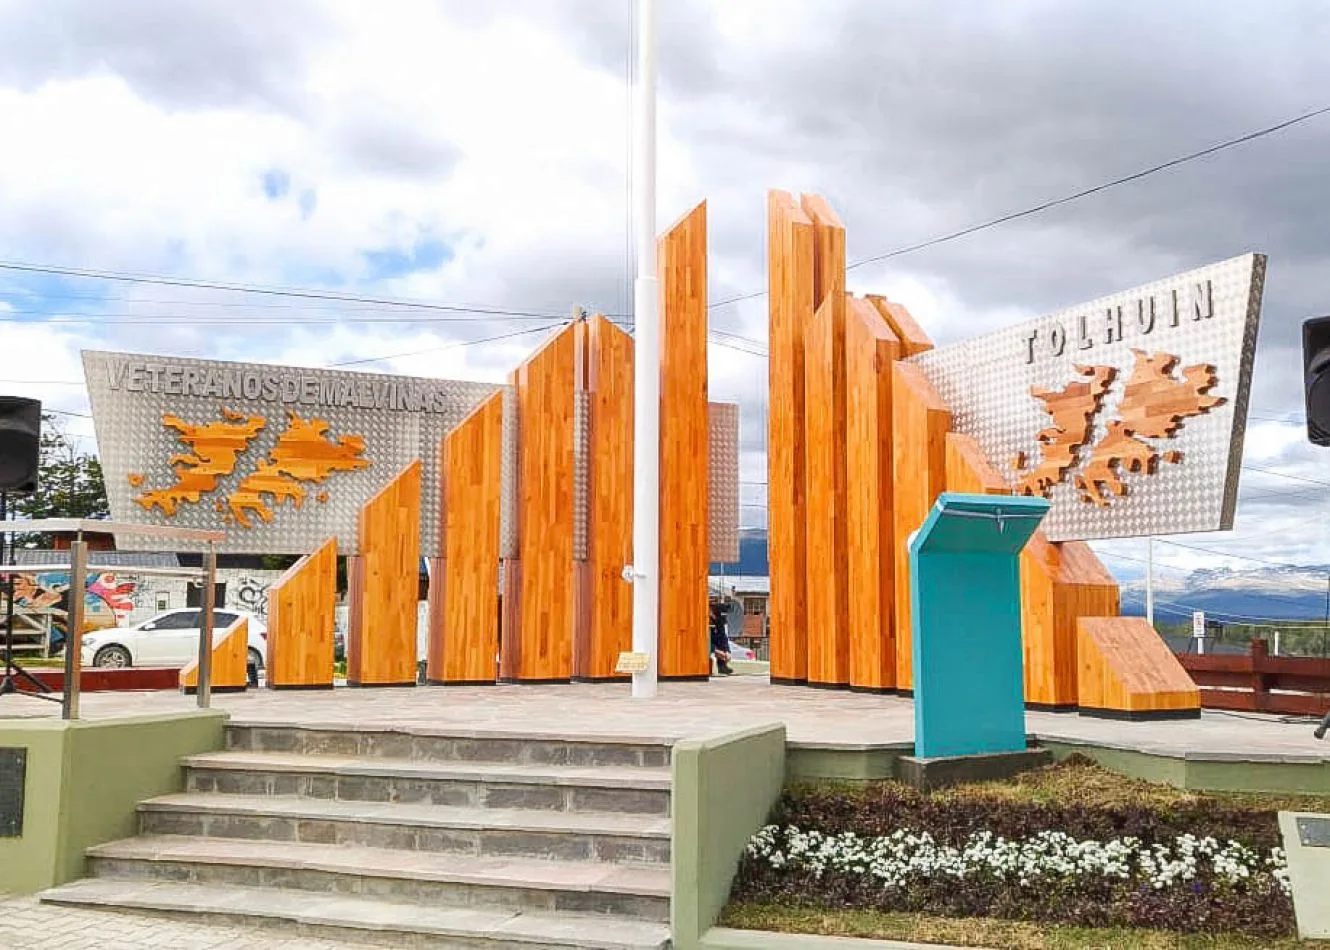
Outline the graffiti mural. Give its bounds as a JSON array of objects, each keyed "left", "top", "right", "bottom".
[
  {"left": 1, "top": 571, "right": 139, "bottom": 639},
  {"left": 230, "top": 574, "right": 272, "bottom": 619}
]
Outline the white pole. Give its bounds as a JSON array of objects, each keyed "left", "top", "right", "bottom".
[
  {"left": 630, "top": 0, "right": 659, "bottom": 699},
  {"left": 1145, "top": 536, "right": 1155, "bottom": 628}
]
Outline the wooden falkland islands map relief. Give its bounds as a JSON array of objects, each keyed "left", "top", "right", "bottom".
[
  {"left": 1013, "top": 349, "right": 1225, "bottom": 507},
  {"left": 131, "top": 409, "right": 370, "bottom": 529}
]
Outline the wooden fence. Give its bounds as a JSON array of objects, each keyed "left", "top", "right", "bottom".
[{"left": 1177, "top": 639, "right": 1330, "bottom": 716}]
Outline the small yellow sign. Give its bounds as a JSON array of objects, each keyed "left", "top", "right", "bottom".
[{"left": 615, "top": 651, "right": 650, "bottom": 674}]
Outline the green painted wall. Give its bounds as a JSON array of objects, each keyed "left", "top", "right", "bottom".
[
  {"left": 1043, "top": 741, "right": 1330, "bottom": 797},
  {"left": 0, "top": 710, "right": 227, "bottom": 894},
  {"left": 672, "top": 723, "right": 786, "bottom": 950}
]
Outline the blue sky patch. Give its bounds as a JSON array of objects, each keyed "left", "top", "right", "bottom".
[{"left": 362, "top": 237, "right": 453, "bottom": 281}]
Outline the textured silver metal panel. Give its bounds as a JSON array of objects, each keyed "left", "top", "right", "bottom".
[
  {"left": 708, "top": 401, "right": 741, "bottom": 562},
  {"left": 83, "top": 350, "right": 500, "bottom": 556},
  {"left": 499, "top": 386, "right": 518, "bottom": 560},
  {"left": 910, "top": 254, "right": 1265, "bottom": 542},
  {"left": 573, "top": 389, "right": 589, "bottom": 562}
]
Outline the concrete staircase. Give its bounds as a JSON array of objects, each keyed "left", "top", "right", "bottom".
[{"left": 40, "top": 723, "right": 675, "bottom": 949}]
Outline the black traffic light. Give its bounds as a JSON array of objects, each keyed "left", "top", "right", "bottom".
[{"left": 1304, "top": 316, "right": 1330, "bottom": 446}]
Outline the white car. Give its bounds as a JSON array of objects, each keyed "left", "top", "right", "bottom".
[
  {"left": 728, "top": 640, "right": 756, "bottom": 661},
  {"left": 81, "top": 608, "right": 268, "bottom": 672}
]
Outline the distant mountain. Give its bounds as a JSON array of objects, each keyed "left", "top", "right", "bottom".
[
  {"left": 712, "top": 528, "right": 1330, "bottom": 625},
  {"left": 1118, "top": 563, "right": 1330, "bottom": 623},
  {"left": 710, "top": 528, "right": 768, "bottom": 576}
]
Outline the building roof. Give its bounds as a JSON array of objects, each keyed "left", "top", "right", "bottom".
[
  {"left": 10, "top": 549, "right": 181, "bottom": 569},
  {"left": 709, "top": 575, "right": 769, "bottom": 595}
]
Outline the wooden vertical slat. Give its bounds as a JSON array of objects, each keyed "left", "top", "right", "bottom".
[
  {"left": 266, "top": 537, "right": 337, "bottom": 689},
  {"left": 891, "top": 362, "right": 950, "bottom": 693},
  {"left": 845, "top": 296, "right": 900, "bottom": 693},
  {"left": 767, "top": 190, "right": 814, "bottom": 685},
  {"left": 347, "top": 461, "right": 422, "bottom": 687},
  {"left": 800, "top": 195, "right": 849, "bottom": 688},
  {"left": 945, "top": 432, "right": 1010, "bottom": 496},
  {"left": 577, "top": 315, "right": 635, "bottom": 681},
  {"left": 179, "top": 616, "right": 249, "bottom": 694},
  {"left": 658, "top": 201, "right": 711, "bottom": 680},
  {"left": 501, "top": 324, "right": 577, "bottom": 682},
  {"left": 428, "top": 392, "right": 503, "bottom": 685}
]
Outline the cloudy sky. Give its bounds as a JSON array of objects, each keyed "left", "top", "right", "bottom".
[{"left": 1, "top": 0, "right": 1329, "bottom": 597}]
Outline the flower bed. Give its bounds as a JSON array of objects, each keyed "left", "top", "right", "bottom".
[{"left": 729, "top": 760, "right": 1306, "bottom": 939}]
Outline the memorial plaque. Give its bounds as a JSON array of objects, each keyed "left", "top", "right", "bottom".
[
  {"left": 0, "top": 747, "right": 26, "bottom": 837},
  {"left": 1296, "top": 816, "right": 1330, "bottom": 848}
]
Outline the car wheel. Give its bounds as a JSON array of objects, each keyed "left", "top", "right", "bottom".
[{"left": 93, "top": 645, "right": 131, "bottom": 669}]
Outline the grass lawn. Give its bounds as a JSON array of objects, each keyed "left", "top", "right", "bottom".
[{"left": 720, "top": 902, "right": 1320, "bottom": 950}]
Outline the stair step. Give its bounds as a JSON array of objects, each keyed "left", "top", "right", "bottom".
[
  {"left": 183, "top": 751, "right": 672, "bottom": 815},
  {"left": 85, "top": 835, "right": 671, "bottom": 921},
  {"left": 226, "top": 723, "right": 673, "bottom": 769},
  {"left": 40, "top": 879, "right": 672, "bottom": 949},
  {"left": 139, "top": 793, "right": 671, "bottom": 864}
]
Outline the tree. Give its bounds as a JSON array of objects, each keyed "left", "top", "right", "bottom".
[{"left": 11, "top": 414, "right": 109, "bottom": 545}]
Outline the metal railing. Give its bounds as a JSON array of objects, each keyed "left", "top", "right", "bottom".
[{"left": 0, "top": 518, "right": 224, "bottom": 720}]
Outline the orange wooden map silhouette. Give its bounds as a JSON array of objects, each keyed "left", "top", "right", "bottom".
[
  {"left": 1075, "top": 350, "right": 1223, "bottom": 507},
  {"left": 133, "top": 409, "right": 266, "bottom": 515},
  {"left": 132, "top": 409, "right": 369, "bottom": 528},
  {"left": 1014, "top": 350, "right": 1224, "bottom": 507},
  {"left": 226, "top": 412, "right": 370, "bottom": 528},
  {"left": 1013, "top": 365, "right": 1117, "bottom": 497}
]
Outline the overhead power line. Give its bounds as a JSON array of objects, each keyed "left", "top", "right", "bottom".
[{"left": 709, "top": 100, "right": 1330, "bottom": 310}]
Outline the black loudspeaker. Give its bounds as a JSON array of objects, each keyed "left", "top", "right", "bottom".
[{"left": 0, "top": 396, "right": 41, "bottom": 494}]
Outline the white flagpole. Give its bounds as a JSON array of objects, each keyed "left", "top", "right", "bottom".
[{"left": 630, "top": 0, "right": 659, "bottom": 699}]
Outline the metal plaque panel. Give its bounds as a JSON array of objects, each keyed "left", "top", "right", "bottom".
[
  {"left": 84, "top": 350, "right": 504, "bottom": 556},
  {"left": 709, "top": 402, "right": 741, "bottom": 562},
  {"left": 0, "top": 747, "right": 26, "bottom": 838},
  {"left": 910, "top": 254, "right": 1265, "bottom": 542},
  {"left": 1297, "top": 816, "right": 1330, "bottom": 848}
]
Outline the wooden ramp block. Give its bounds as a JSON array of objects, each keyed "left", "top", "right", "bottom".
[
  {"left": 1022, "top": 536, "right": 1119, "bottom": 709},
  {"left": 845, "top": 296, "right": 899, "bottom": 693},
  {"left": 503, "top": 324, "right": 577, "bottom": 683},
  {"left": 766, "top": 190, "right": 815, "bottom": 685},
  {"left": 430, "top": 393, "right": 503, "bottom": 686},
  {"left": 945, "top": 432, "right": 1010, "bottom": 496},
  {"left": 266, "top": 537, "right": 337, "bottom": 689},
  {"left": 179, "top": 615, "right": 249, "bottom": 694},
  {"left": 348, "top": 461, "right": 422, "bottom": 687},
  {"left": 867, "top": 296, "right": 933, "bottom": 358},
  {"left": 891, "top": 361, "right": 950, "bottom": 693},
  {"left": 577, "top": 315, "right": 634, "bottom": 682},
  {"left": 1077, "top": 616, "right": 1200, "bottom": 719},
  {"left": 658, "top": 201, "right": 710, "bottom": 681}
]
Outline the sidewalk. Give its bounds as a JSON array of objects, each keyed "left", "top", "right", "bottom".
[{"left": 0, "top": 895, "right": 375, "bottom": 949}]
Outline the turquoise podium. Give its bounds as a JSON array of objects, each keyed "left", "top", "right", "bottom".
[{"left": 908, "top": 492, "right": 1050, "bottom": 762}]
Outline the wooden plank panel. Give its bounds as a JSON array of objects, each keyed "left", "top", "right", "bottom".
[
  {"left": 179, "top": 615, "right": 249, "bottom": 693},
  {"left": 891, "top": 362, "right": 950, "bottom": 692},
  {"left": 866, "top": 296, "right": 933, "bottom": 357},
  {"left": 348, "top": 461, "right": 422, "bottom": 686},
  {"left": 503, "top": 324, "right": 577, "bottom": 682},
  {"left": 266, "top": 536, "right": 337, "bottom": 689},
  {"left": 800, "top": 196, "right": 849, "bottom": 688},
  {"left": 1021, "top": 536, "right": 1120, "bottom": 708},
  {"left": 429, "top": 392, "right": 503, "bottom": 685},
  {"left": 1077, "top": 616, "right": 1200, "bottom": 716},
  {"left": 767, "top": 190, "right": 814, "bottom": 685},
  {"left": 945, "top": 432, "right": 1010, "bottom": 495},
  {"left": 577, "top": 315, "right": 634, "bottom": 681},
  {"left": 845, "top": 296, "right": 899, "bottom": 692},
  {"left": 658, "top": 201, "right": 710, "bottom": 680}
]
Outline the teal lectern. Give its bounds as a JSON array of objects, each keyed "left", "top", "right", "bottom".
[{"left": 909, "top": 492, "right": 1050, "bottom": 760}]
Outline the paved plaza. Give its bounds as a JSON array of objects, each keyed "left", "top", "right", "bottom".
[{"left": 2, "top": 674, "right": 1325, "bottom": 762}]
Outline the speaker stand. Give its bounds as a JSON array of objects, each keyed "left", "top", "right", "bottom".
[{"left": 0, "top": 491, "right": 56, "bottom": 702}]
